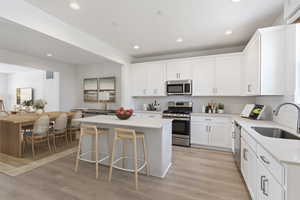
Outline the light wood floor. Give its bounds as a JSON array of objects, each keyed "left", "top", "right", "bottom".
[{"left": 0, "top": 147, "right": 250, "bottom": 200}]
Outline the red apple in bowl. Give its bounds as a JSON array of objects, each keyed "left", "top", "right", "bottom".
[{"left": 115, "top": 108, "right": 134, "bottom": 120}]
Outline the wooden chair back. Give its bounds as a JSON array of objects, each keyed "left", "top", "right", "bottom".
[
  {"left": 33, "top": 115, "right": 50, "bottom": 137},
  {"left": 54, "top": 113, "right": 68, "bottom": 131},
  {"left": 80, "top": 125, "right": 98, "bottom": 135},
  {"left": 115, "top": 128, "right": 136, "bottom": 139},
  {"left": 71, "top": 111, "right": 82, "bottom": 127}
]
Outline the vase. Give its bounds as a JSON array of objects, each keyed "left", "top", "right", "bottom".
[
  {"left": 36, "top": 109, "right": 44, "bottom": 114},
  {"left": 218, "top": 109, "right": 224, "bottom": 114}
]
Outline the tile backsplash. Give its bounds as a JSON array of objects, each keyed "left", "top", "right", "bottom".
[{"left": 132, "top": 96, "right": 256, "bottom": 114}]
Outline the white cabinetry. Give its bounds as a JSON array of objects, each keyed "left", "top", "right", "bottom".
[
  {"left": 191, "top": 116, "right": 231, "bottom": 149},
  {"left": 243, "top": 27, "right": 285, "bottom": 96},
  {"left": 166, "top": 61, "right": 192, "bottom": 80},
  {"left": 131, "top": 63, "right": 166, "bottom": 97},
  {"left": 192, "top": 58, "right": 215, "bottom": 96},
  {"left": 192, "top": 54, "right": 242, "bottom": 96},
  {"left": 241, "top": 128, "right": 286, "bottom": 200},
  {"left": 215, "top": 55, "right": 242, "bottom": 96},
  {"left": 241, "top": 135, "right": 257, "bottom": 200}
]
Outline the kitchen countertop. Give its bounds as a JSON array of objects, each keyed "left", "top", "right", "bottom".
[
  {"left": 74, "top": 115, "right": 172, "bottom": 129},
  {"left": 234, "top": 116, "right": 300, "bottom": 165}
]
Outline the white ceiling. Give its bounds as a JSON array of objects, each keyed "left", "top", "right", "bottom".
[
  {"left": 25, "top": 0, "right": 284, "bottom": 58},
  {"left": 0, "top": 63, "right": 39, "bottom": 74},
  {"left": 0, "top": 18, "right": 113, "bottom": 65}
]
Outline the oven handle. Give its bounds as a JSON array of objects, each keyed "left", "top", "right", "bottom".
[{"left": 171, "top": 118, "right": 190, "bottom": 121}]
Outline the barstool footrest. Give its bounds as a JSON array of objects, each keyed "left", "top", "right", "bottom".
[
  {"left": 112, "top": 156, "right": 147, "bottom": 173},
  {"left": 79, "top": 151, "right": 109, "bottom": 164}
]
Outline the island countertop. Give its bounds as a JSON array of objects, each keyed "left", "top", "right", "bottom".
[{"left": 74, "top": 115, "right": 172, "bottom": 129}]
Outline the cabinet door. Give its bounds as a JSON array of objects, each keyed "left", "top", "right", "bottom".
[
  {"left": 191, "top": 122, "right": 209, "bottom": 145},
  {"left": 166, "top": 61, "right": 192, "bottom": 80},
  {"left": 244, "top": 34, "right": 261, "bottom": 95},
  {"left": 192, "top": 58, "right": 215, "bottom": 96},
  {"left": 241, "top": 137, "right": 257, "bottom": 200},
  {"left": 131, "top": 64, "right": 148, "bottom": 96},
  {"left": 257, "top": 159, "right": 285, "bottom": 200},
  {"left": 241, "top": 139, "right": 248, "bottom": 181},
  {"left": 146, "top": 63, "right": 166, "bottom": 96},
  {"left": 209, "top": 123, "right": 231, "bottom": 148},
  {"left": 215, "top": 55, "right": 242, "bottom": 96}
]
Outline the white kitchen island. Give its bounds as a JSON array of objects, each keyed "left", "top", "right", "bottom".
[{"left": 74, "top": 115, "right": 173, "bottom": 178}]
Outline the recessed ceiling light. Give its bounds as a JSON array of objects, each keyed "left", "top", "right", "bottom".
[
  {"left": 70, "top": 1, "right": 80, "bottom": 10},
  {"left": 46, "top": 53, "right": 53, "bottom": 57},
  {"left": 225, "top": 30, "right": 233, "bottom": 35},
  {"left": 176, "top": 38, "right": 183, "bottom": 43},
  {"left": 232, "top": 0, "right": 241, "bottom": 2},
  {"left": 133, "top": 45, "right": 140, "bottom": 50}
]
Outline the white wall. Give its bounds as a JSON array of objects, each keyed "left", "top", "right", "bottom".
[
  {"left": 6, "top": 70, "right": 60, "bottom": 111},
  {"left": 0, "top": 73, "right": 8, "bottom": 108},
  {"left": 76, "top": 62, "right": 122, "bottom": 110},
  {"left": 0, "top": 48, "right": 77, "bottom": 111}
]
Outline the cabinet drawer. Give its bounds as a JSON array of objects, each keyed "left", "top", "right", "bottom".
[
  {"left": 241, "top": 129, "right": 257, "bottom": 153},
  {"left": 191, "top": 116, "right": 230, "bottom": 124},
  {"left": 257, "top": 145, "right": 285, "bottom": 185}
]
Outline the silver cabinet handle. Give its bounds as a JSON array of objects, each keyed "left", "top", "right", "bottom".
[
  {"left": 243, "top": 148, "right": 248, "bottom": 161},
  {"left": 248, "top": 84, "right": 252, "bottom": 92},
  {"left": 209, "top": 126, "right": 211, "bottom": 132},
  {"left": 262, "top": 177, "right": 269, "bottom": 196},
  {"left": 260, "top": 156, "right": 270, "bottom": 165}
]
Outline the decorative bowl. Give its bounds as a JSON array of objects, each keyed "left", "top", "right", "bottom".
[{"left": 116, "top": 113, "right": 132, "bottom": 120}]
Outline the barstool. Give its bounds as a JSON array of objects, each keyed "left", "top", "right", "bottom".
[
  {"left": 75, "top": 125, "right": 110, "bottom": 179},
  {"left": 108, "top": 128, "right": 149, "bottom": 190}
]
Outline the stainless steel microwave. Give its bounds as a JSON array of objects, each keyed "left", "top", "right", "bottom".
[{"left": 166, "top": 80, "right": 192, "bottom": 95}]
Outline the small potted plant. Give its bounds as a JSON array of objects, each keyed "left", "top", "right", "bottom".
[
  {"left": 33, "top": 99, "right": 47, "bottom": 114},
  {"left": 218, "top": 103, "right": 225, "bottom": 114}
]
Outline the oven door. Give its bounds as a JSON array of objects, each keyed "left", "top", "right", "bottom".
[
  {"left": 172, "top": 119, "right": 191, "bottom": 146},
  {"left": 167, "top": 84, "right": 184, "bottom": 95}
]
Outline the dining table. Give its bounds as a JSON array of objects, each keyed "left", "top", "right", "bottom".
[{"left": 0, "top": 112, "right": 74, "bottom": 157}]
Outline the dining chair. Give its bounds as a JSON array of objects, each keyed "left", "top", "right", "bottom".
[
  {"left": 51, "top": 113, "right": 68, "bottom": 151},
  {"left": 0, "top": 100, "right": 5, "bottom": 111},
  {"left": 68, "top": 111, "right": 82, "bottom": 142},
  {"left": 23, "top": 115, "right": 51, "bottom": 159},
  {"left": 0, "top": 111, "right": 8, "bottom": 117}
]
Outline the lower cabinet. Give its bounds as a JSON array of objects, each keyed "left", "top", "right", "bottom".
[
  {"left": 256, "top": 159, "right": 285, "bottom": 200},
  {"left": 241, "top": 128, "right": 286, "bottom": 200},
  {"left": 241, "top": 138, "right": 257, "bottom": 200},
  {"left": 191, "top": 116, "right": 231, "bottom": 149}
]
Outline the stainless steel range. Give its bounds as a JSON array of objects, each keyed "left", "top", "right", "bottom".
[{"left": 163, "top": 101, "right": 192, "bottom": 147}]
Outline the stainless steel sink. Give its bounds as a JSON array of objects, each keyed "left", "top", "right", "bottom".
[{"left": 252, "top": 127, "right": 300, "bottom": 140}]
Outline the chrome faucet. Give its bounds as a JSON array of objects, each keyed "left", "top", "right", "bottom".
[{"left": 273, "top": 103, "right": 300, "bottom": 134}]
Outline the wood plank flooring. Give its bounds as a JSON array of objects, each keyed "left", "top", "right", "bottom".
[{"left": 0, "top": 146, "right": 250, "bottom": 200}]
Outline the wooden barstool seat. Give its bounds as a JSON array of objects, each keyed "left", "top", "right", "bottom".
[
  {"left": 108, "top": 128, "right": 149, "bottom": 190},
  {"left": 75, "top": 125, "right": 110, "bottom": 179}
]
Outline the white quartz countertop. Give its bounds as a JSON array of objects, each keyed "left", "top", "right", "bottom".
[
  {"left": 234, "top": 117, "right": 300, "bottom": 165},
  {"left": 74, "top": 115, "right": 172, "bottom": 129}
]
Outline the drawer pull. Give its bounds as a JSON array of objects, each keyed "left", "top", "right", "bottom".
[
  {"left": 262, "top": 178, "right": 269, "bottom": 196},
  {"left": 260, "top": 156, "right": 270, "bottom": 165}
]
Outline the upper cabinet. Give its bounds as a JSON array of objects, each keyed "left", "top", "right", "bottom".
[
  {"left": 166, "top": 61, "right": 192, "bottom": 80},
  {"left": 284, "top": 0, "right": 300, "bottom": 23},
  {"left": 242, "top": 26, "right": 286, "bottom": 96},
  {"left": 131, "top": 62, "right": 166, "bottom": 97},
  {"left": 192, "top": 54, "right": 242, "bottom": 96}
]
